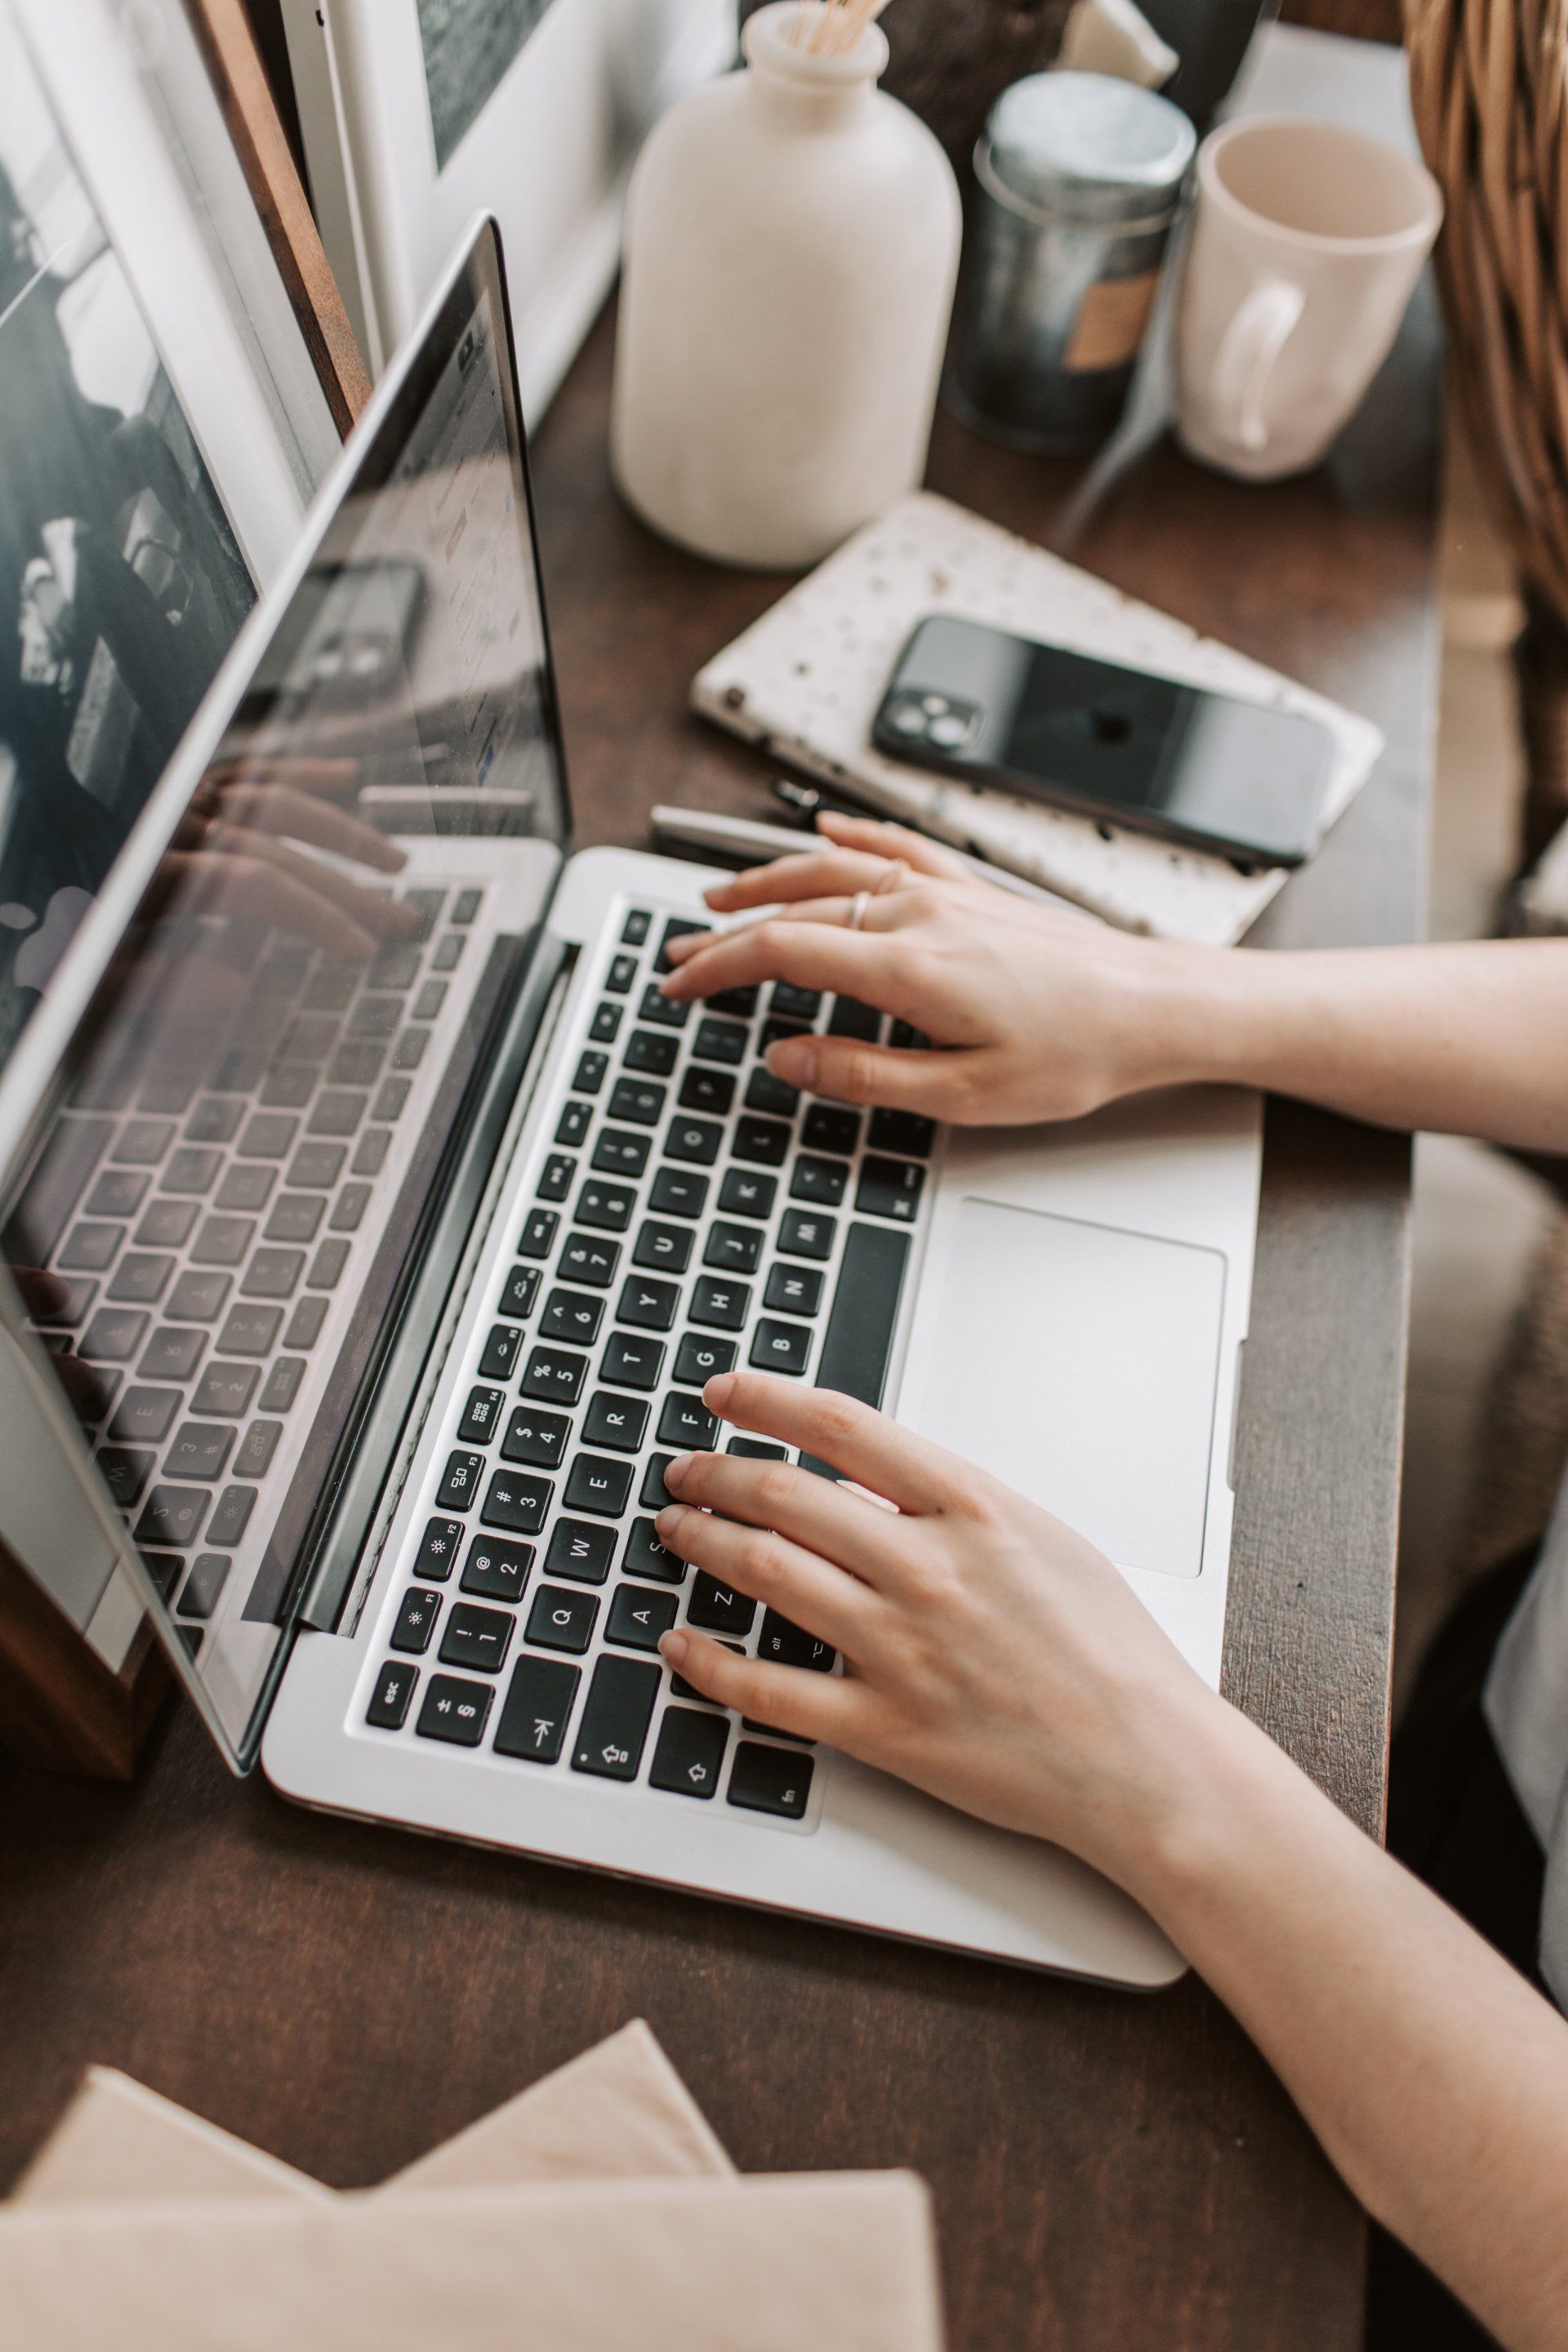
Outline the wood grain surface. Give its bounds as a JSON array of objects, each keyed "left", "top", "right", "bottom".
[{"left": 0, "top": 38, "right": 1439, "bottom": 2352}]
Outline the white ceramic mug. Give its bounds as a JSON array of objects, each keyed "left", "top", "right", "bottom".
[{"left": 1175, "top": 115, "right": 1442, "bottom": 481}]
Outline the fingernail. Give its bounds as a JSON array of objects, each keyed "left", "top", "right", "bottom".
[
  {"left": 659, "top": 1629, "right": 689, "bottom": 1667},
  {"left": 768, "top": 1036, "right": 817, "bottom": 1087},
  {"left": 703, "top": 1372, "right": 736, "bottom": 1414},
  {"left": 665, "top": 1451, "right": 696, "bottom": 1489},
  {"left": 655, "top": 1503, "right": 686, "bottom": 1540}
]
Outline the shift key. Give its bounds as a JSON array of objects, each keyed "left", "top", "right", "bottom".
[{"left": 571, "top": 1655, "right": 660, "bottom": 1781}]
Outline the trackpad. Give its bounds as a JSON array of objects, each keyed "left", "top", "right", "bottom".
[{"left": 906, "top": 1198, "right": 1226, "bottom": 1578}]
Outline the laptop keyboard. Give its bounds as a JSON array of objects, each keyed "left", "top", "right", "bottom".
[
  {"left": 20, "top": 884, "right": 490, "bottom": 1650},
  {"left": 363, "top": 903, "right": 936, "bottom": 1824}
]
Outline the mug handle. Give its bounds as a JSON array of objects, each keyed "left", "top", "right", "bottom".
[{"left": 1212, "top": 278, "right": 1307, "bottom": 453}]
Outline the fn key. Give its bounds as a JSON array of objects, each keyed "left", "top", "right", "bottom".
[{"left": 571, "top": 1655, "right": 660, "bottom": 1780}]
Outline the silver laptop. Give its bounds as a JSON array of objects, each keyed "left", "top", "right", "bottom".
[{"left": 0, "top": 220, "right": 1260, "bottom": 1987}]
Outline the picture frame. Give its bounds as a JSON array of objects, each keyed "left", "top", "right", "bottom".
[{"left": 279, "top": 0, "right": 737, "bottom": 418}]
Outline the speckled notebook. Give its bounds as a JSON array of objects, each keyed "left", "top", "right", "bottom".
[{"left": 692, "top": 492, "right": 1383, "bottom": 946}]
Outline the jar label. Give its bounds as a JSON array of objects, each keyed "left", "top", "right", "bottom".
[{"left": 1066, "top": 270, "right": 1161, "bottom": 374}]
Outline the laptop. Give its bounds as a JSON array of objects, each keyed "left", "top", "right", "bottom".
[{"left": 0, "top": 220, "right": 1261, "bottom": 1987}]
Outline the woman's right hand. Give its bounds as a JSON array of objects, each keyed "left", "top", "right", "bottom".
[{"left": 660, "top": 811, "right": 1230, "bottom": 1128}]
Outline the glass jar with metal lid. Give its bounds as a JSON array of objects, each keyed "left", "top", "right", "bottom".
[{"left": 948, "top": 71, "right": 1196, "bottom": 453}]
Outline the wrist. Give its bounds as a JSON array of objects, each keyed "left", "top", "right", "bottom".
[{"left": 1113, "top": 942, "right": 1310, "bottom": 1101}]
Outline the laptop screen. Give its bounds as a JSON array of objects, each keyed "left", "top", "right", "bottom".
[{"left": 0, "top": 222, "right": 568, "bottom": 1762}]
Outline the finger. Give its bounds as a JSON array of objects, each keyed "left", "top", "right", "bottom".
[
  {"left": 657, "top": 1626, "right": 863, "bottom": 1746},
  {"left": 167, "top": 849, "right": 379, "bottom": 958},
  {"left": 660, "top": 1448, "right": 911, "bottom": 1588},
  {"left": 814, "top": 808, "right": 975, "bottom": 881},
  {"left": 766, "top": 1031, "right": 967, "bottom": 1112},
  {"left": 205, "top": 755, "right": 362, "bottom": 800},
  {"left": 11, "top": 1267, "right": 70, "bottom": 1318},
  {"left": 657, "top": 915, "right": 901, "bottom": 1005},
  {"left": 701, "top": 847, "right": 906, "bottom": 915},
  {"left": 214, "top": 782, "right": 406, "bottom": 872},
  {"left": 704, "top": 1370, "right": 965, "bottom": 1516},
  {"left": 209, "top": 826, "right": 419, "bottom": 938},
  {"left": 655, "top": 1502, "right": 879, "bottom": 1655}
]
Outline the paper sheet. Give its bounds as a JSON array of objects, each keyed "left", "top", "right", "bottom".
[
  {"left": 13, "top": 2020, "right": 731, "bottom": 2208},
  {"left": 691, "top": 490, "right": 1385, "bottom": 946}
]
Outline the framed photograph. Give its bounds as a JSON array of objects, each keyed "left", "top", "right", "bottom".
[{"left": 280, "top": 0, "right": 737, "bottom": 416}]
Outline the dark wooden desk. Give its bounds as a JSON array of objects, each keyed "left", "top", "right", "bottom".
[{"left": 0, "top": 40, "right": 1438, "bottom": 2352}]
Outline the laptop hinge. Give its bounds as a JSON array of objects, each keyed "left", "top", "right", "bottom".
[{"left": 292, "top": 935, "right": 575, "bottom": 1636}]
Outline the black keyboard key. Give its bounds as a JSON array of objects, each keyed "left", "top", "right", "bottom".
[
  {"left": 655, "top": 918, "right": 706, "bottom": 973},
  {"left": 771, "top": 982, "right": 822, "bottom": 1021},
  {"left": 109, "top": 1387, "right": 180, "bottom": 1445},
  {"left": 559, "top": 1232, "right": 621, "bottom": 1288},
  {"left": 749, "top": 1318, "right": 812, "bottom": 1376},
  {"left": 331, "top": 1042, "right": 385, "bottom": 1089},
  {"left": 621, "top": 907, "right": 652, "bottom": 945},
  {"left": 265, "top": 1194, "right": 324, "bottom": 1245},
  {"left": 648, "top": 1167, "right": 707, "bottom": 1219},
  {"left": 31, "top": 1276, "right": 97, "bottom": 1330},
  {"left": 519, "top": 1207, "right": 559, "bottom": 1258},
  {"left": 673, "top": 1334, "right": 736, "bottom": 1387},
  {"left": 165, "top": 1422, "right": 236, "bottom": 1482},
  {"left": 324, "top": 1178, "right": 369, "bottom": 1232},
  {"left": 238, "top": 1112, "right": 299, "bottom": 1158},
  {"left": 791, "top": 1156, "right": 848, "bottom": 1206},
  {"left": 136, "top": 1202, "right": 198, "bottom": 1250},
  {"left": 572, "top": 1655, "right": 661, "bottom": 1780},
  {"left": 671, "top": 1638, "right": 743, "bottom": 1700},
  {"left": 526, "top": 1583, "right": 599, "bottom": 1652},
  {"left": 639, "top": 1454, "right": 678, "bottom": 1510},
  {"left": 481, "top": 1469, "right": 553, "bottom": 1535},
  {"left": 138, "top": 1325, "right": 207, "bottom": 1382},
  {"left": 718, "top": 1169, "right": 776, "bottom": 1221},
  {"left": 592, "top": 1127, "right": 650, "bottom": 1179},
  {"left": 499, "top": 1265, "right": 541, "bottom": 1320},
  {"left": 177, "top": 1553, "right": 232, "bottom": 1619},
  {"left": 538, "top": 1152, "right": 577, "bottom": 1202},
  {"left": 541, "top": 1287, "right": 604, "bottom": 1348},
  {"left": 205, "top": 1486, "right": 256, "bottom": 1548},
  {"left": 760, "top": 1016, "right": 810, "bottom": 1054},
  {"left": 438, "top": 1450, "right": 486, "bottom": 1511},
  {"left": 493, "top": 1655, "right": 579, "bottom": 1762},
  {"left": 690, "top": 1276, "right": 749, "bottom": 1332},
  {"left": 352, "top": 1129, "right": 391, "bottom": 1176},
  {"left": 728, "top": 1740, "right": 814, "bottom": 1819},
  {"left": 574, "top": 1049, "right": 608, "bottom": 1095},
  {"left": 502, "top": 1406, "right": 570, "bottom": 1469},
  {"left": 216, "top": 1165, "right": 275, "bottom": 1214},
  {"left": 589, "top": 1002, "right": 623, "bottom": 1045},
  {"left": 452, "top": 887, "right": 481, "bottom": 924},
  {"left": 758, "top": 1609, "right": 836, "bottom": 1671},
  {"left": 459, "top": 1386, "right": 507, "bottom": 1444},
  {"left": 889, "top": 1018, "right": 929, "bottom": 1051},
  {"left": 623, "top": 1027, "right": 679, "bottom": 1076},
  {"left": 606, "top": 1582, "right": 679, "bottom": 1651},
  {"left": 371, "top": 1079, "right": 409, "bottom": 1122},
  {"left": 688, "top": 1573, "right": 756, "bottom": 1637},
  {"left": 651, "top": 1706, "right": 728, "bottom": 1797},
  {"left": 556, "top": 1100, "right": 593, "bottom": 1147},
  {"left": 704, "top": 1222, "right": 763, "bottom": 1275},
  {"left": 576, "top": 1180, "right": 635, "bottom": 1233},
  {"left": 633, "top": 1219, "right": 693, "bottom": 1274},
  {"left": 242, "top": 1247, "right": 305, "bottom": 1300},
  {"left": 623, "top": 1516, "right": 684, "bottom": 1583},
  {"left": 615, "top": 1275, "right": 679, "bottom": 1333},
  {"left": 108, "top": 1253, "right": 173, "bottom": 1304},
  {"left": 97, "top": 1447, "right": 154, "bottom": 1507},
  {"left": 192, "top": 1215, "right": 253, "bottom": 1268},
  {"left": 583, "top": 1390, "right": 650, "bottom": 1452},
  {"left": 733, "top": 1116, "right": 790, "bottom": 1168},
  {"left": 868, "top": 1107, "right": 938, "bottom": 1158},
  {"left": 638, "top": 983, "right": 688, "bottom": 1030},
  {"left": 479, "top": 1323, "right": 524, "bottom": 1381},
  {"left": 802, "top": 1104, "right": 862, "bottom": 1156},
  {"left": 856, "top": 1156, "right": 925, "bottom": 1223},
  {"left": 778, "top": 1207, "right": 835, "bottom": 1261},
  {"left": 183, "top": 1098, "right": 245, "bottom": 1147},
  {"left": 679, "top": 1066, "right": 734, "bottom": 1116},
  {"left": 664, "top": 1116, "right": 721, "bottom": 1166},
  {"left": 608, "top": 1076, "right": 666, "bottom": 1127},
  {"left": 828, "top": 996, "right": 881, "bottom": 1041},
  {"left": 461, "top": 1535, "right": 532, "bottom": 1602},
  {"left": 132, "top": 1486, "right": 208, "bottom": 1550},
  {"left": 521, "top": 1345, "right": 587, "bottom": 1405},
  {"left": 310, "top": 1091, "right": 368, "bottom": 1138},
  {"left": 708, "top": 984, "right": 760, "bottom": 1018},
  {"left": 606, "top": 952, "right": 638, "bottom": 994},
  {"left": 289, "top": 1143, "right": 346, "bottom": 1189},
  {"left": 258, "top": 1356, "right": 307, "bottom": 1413},
  {"left": 728, "top": 1437, "right": 789, "bottom": 1459},
  {"left": 113, "top": 1118, "right": 176, "bottom": 1164},
  {"left": 691, "top": 1017, "right": 746, "bottom": 1067},
  {"left": 744, "top": 1067, "right": 799, "bottom": 1120},
  {"left": 80, "top": 1307, "right": 148, "bottom": 1364},
  {"left": 261, "top": 1064, "right": 315, "bottom": 1111},
  {"left": 599, "top": 1331, "right": 666, "bottom": 1392},
  {"left": 59, "top": 1222, "right": 123, "bottom": 1273},
  {"left": 85, "top": 1169, "right": 148, "bottom": 1219},
  {"left": 349, "top": 993, "right": 401, "bottom": 1040},
  {"left": 542, "top": 1518, "right": 617, "bottom": 1584},
  {"left": 440, "top": 1601, "right": 514, "bottom": 1674},
  {"left": 368, "top": 943, "right": 421, "bottom": 989},
  {"left": 657, "top": 1392, "right": 718, "bottom": 1450},
  {"left": 764, "top": 1264, "right": 825, "bottom": 1316},
  {"left": 415, "top": 1518, "right": 465, "bottom": 1581},
  {"left": 563, "top": 1452, "right": 635, "bottom": 1517},
  {"left": 367, "top": 1660, "right": 417, "bottom": 1730},
  {"left": 415, "top": 1673, "right": 492, "bottom": 1746},
  {"left": 801, "top": 1222, "right": 911, "bottom": 1470}
]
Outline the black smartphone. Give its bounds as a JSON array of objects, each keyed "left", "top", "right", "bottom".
[{"left": 871, "top": 614, "right": 1337, "bottom": 866}]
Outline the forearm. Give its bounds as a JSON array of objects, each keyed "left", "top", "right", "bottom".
[
  {"left": 1149, "top": 939, "right": 1568, "bottom": 1153},
  {"left": 1121, "top": 1704, "right": 1568, "bottom": 2350}
]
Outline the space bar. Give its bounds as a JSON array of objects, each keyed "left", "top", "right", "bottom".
[{"left": 800, "top": 1222, "right": 911, "bottom": 1477}]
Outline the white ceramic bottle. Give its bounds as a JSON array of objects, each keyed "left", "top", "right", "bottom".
[{"left": 611, "top": 1, "right": 962, "bottom": 569}]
